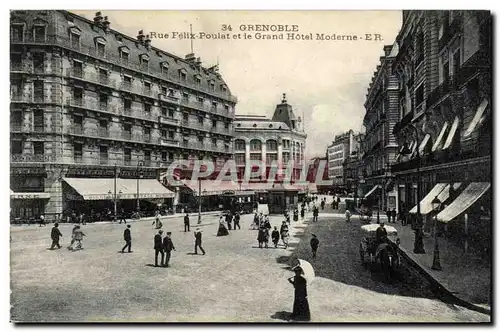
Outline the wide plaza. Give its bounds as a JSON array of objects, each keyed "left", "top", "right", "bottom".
[{"left": 10, "top": 206, "right": 489, "bottom": 323}]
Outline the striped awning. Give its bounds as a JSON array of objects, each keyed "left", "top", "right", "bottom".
[
  {"left": 437, "top": 182, "right": 491, "bottom": 223},
  {"left": 432, "top": 121, "right": 449, "bottom": 152},
  {"left": 64, "top": 178, "right": 174, "bottom": 200},
  {"left": 418, "top": 134, "right": 431, "bottom": 155},
  {"left": 464, "top": 98, "right": 489, "bottom": 138},
  {"left": 409, "top": 182, "right": 461, "bottom": 215},
  {"left": 364, "top": 185, "right": 381, "bottom": 198},
  {"left": 442, "top": 116, "right": 460, "bottom": 150}
]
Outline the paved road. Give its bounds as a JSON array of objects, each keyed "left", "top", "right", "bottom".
[{"left": 10, "top": 212, "right": 489, "bottom": 322}]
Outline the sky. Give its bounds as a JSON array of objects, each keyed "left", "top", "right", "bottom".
[{"left": 74, "top": 10, "right": 402, "bottom": 158}]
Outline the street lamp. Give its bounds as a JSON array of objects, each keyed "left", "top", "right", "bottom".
[
  {"left": 108, "top": 189, "right": 123, "bottom": 221},
  {"left": 431, "top": 196, "right": 443, "bottom": 270},
  {"left": 400, "top": 124, "right": 425, "bottom": 254},
  {"left": 136, "top": 160, "right": 144, "bottom": 213}
]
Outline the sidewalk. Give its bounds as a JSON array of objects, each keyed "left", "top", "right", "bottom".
[{"left": 390, "top": 221, "right": 491, "bottom": 314}]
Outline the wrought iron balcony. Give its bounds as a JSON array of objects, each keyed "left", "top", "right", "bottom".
[
  {"left": 11, "top": 93, "right": 31, "bottom": 103},
  {"left": 10, "top": 123, "right": 29, "bottom": 133},
  {"left": 159, "top": 94, "right": 180, "bottom": 104},
  {"left": 11, "top": 154, "right": 56, "bottom": 163},
  {"left": 10, "top": 61, "right": 30, "bottom": 73},
  {"left": 66, "top": 69, "right": 116, "bottom": 88},
  {"left": 159, "top": 137, "right": 180, "bottom": 147},
  {"left": 158, "top": 116, "right": 179, "bottom": 126}
]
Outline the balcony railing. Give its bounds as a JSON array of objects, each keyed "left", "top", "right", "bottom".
[
  {"left": 10, "top": 62, "right": 30, "bottom": 73},
  {"left": 10, "top": 123, "right": 30, "bottom": 132},
  {"left": 66, "top": 97, "right": 121, "bottom": 116},
  {"left": 159, "top": 94, "right": 180, "bottom": 104},
  {"left": 10, "top": 34, "right": 238, "bottom": 104},
  {"left": 11, "top": 154, "right": 56, "bottom": 163},
  {"left": 159, "top": 138, "right": 180, "bottom": 147},
  {"left": 66, "top": 69, "right": 116, "bottom": 88},
  {"left": 11, "top": 93, "right": 31, "bottom": 103},
  {"left": 158, "top": 116, "right": 179, "bottom": 126}
]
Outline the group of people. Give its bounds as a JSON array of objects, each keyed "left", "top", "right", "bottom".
[
  {"left": 217, "top": 211, "right": 241, "bottom": 236},
  {"left": 385, "top": 208, "right": 398, "bottom": 223},
  {"left": 49, "top": 223, "right": 86, "bottom": 251}
]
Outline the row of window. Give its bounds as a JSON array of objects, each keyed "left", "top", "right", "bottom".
[
  {"left": 234, "top": 152, "right": 294, "bottom": 164},
  {"left": 11, "top": 23, "right": 230, "bottom": 96},
  {"left": 234, "top": 139, "right": 302, "bottom": 151}
]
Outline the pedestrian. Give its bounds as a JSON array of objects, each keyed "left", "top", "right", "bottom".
[
  {"left": 119, "top": 208, "right": 127, "bottom": 224},
  {"left": 293, "top": 208, "right": 299, "bottom": 222},
  {"left": 257, "top": 227, "right": 266, "bottom": 249},
  {"left": 391, "top": 208, "right": 397, "bottom": 224},
  {"left": 288, "top": 266, "right": 311, "bottom": 321},
  {"left": 184, "top": 213, "right": 190, "bottom": 232},
  {"left": 226, "top": 212, "right": 233, "bottom": 230},
  {"left": 154, "top": 229, "right": 164, "bottom": 267},
  {"left": 312, "top": 206, "right": 319, "bottom": 222},
  {"left": 310, "top": 234, "right": 319, "bottom": 258},
  {"left": 345, "top": 209, "right": 352, "bottom": 223},
  {"left": 68, "top": 224, "right": 78, "bottom": 249},
  {"left": 386, "top": 209, "right": 391, "bottom": 223},
  {"left": 320, "top": 199, "right": 325, "bottom": 210},
  {"left": 194, "top": 228, "right": 206, "bottom": 255},
  {"left": 252, "top": 212, "right": 259, "bottom": 230},
  {"left": 163, "top": 232, "right": 176, "bottom": 267},
  {"left": 49, "top": 223, "right": 63, "bottom": 250},
  {"left": 271, "top": 226, "right": 280, "bottom": 248},
  {"left": 280, "top": 221, "right": 290, "bottom": 249},
  {"left": 400, "top": 206, "right": 407, "bottom": 226},
  {"left": 38, "top": 214, "right": 46, "bottom": 227},
  {"left": 300, "top": 206, "right": 305, "bottom": 220},
  {"left": 234, "top": 212, "right": 241, "bottom": 230},
  {"left": 285, "top": 210, "right": 291, "bottom": 224},
  {"left": 71, "top": 226, "right": 85, "bottom": 250},
  {"left": 152, "top": 211, "right": 162, "bottom": 229},
  {"left": 121, "top": 225, "right": 132, "bottom": 253}
]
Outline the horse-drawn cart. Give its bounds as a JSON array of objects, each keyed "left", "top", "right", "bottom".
[{"left": 359, "top": 224, "right": 401, "bottom": 278}]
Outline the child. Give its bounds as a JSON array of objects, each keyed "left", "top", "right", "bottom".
[{"left": 345, "top": 209, "right": 352, "bottom": 223}]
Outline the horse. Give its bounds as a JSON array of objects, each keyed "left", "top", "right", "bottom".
[{"left": 376, "top": 242, "right": 400, "bottom": 279}]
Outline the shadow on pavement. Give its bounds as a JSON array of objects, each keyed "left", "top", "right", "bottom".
[{"left": 270, "top": 311, "right": 292, "bottom": 321}]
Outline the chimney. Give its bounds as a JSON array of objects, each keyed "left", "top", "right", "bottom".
[
  {"left": 137, "top": 30, "right": 145, "bottom": 44},
  {"left": 144, "top": 35, "right": 152, "bottom": 49},
  {"left": 102, "top": 16, "right": 110, "bottom": 31},
  {"left": 195, "top": 57, "right": 202, "bottom": 67},
  {"left": 383, "top": 45, "right": 392, "bottom": 56},
  {"left": 185, "top": 53, "right": 196, "bottom": 63},
  {"left": 94, "top": 11, "right": 103, "bottom": 25}
]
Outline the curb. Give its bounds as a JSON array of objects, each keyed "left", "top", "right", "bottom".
[{"left": 391, "top": 240, "right": 491, "bottom": 316}]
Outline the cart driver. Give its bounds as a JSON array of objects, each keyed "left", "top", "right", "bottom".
[{"left": 376, "top": 222, "right": 388, "bottom": 246}]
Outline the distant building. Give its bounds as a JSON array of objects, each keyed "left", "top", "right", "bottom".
[
  {"left": 327, "top": 130, "right": 362, "bottom": 191},
  {"left": 233, "top": 94, "right": 307, "bottom": 183}
]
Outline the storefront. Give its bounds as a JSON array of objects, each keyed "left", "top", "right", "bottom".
[{"left": 10, "top": 191, "right": 50, "bottom": 223}]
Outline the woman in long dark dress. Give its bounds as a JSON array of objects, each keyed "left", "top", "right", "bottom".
[
  {"left": 217, "top": 216, "right": 229, "bottom": 236},
  {"left": 288, "top": 267, "right": 311, "bottom": 321}
]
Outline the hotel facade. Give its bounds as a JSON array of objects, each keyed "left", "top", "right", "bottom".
[{"left": 10, "top": 10, "right": 237, "bottom": 221}]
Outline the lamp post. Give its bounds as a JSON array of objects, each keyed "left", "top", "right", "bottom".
[
  {"left": 108, "top": 189, "right": 123, "bottom": 222},
  {"left": 197, "top": 178, "right": 202, "bottom": 224},
  {"left": 431, "top": 196, "right": 443, "bottom": 270},
  {"left": 136, "top": 160, "right": 144, "bottom": 213},
  {"left": 400, "top": 124, "right": 425, "bottom": 254},
  {"left": 111, "top": 164, "right": 120, "bottom": 222}
]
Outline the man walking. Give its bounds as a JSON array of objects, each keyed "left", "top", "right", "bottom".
[
  {"left": 226, "top": 212, "right": 232, "bottom": 231},
  {"left": 50, "top": 223, "right": 63, "bottom": 250},
  {"left": 194, "top": 228, "right": 206, "bottom": 255},
  {"left": 122, "top": 225, "right": 132, "bottom": 253},
  {"left": 163, "top": 232, "right": 176, "bottom": 267},
  {"left": 184, "top": 213, "right": 190, "bottom": 232},
  {"left": 312, "top": 206, "right": 319, "bottom": 223},
  {"left": 320, "top": 199, "right": 325, "bottom": 211},
  {"left": 233, "top": 212, "right": 241, "bottom": 230},
  {"left": 310, "top": 234, "right": 319, "bottom": 258},
  {"left": 154, "top": 230, "right": 164, "bottom": 267},
  {"left": 119, "top": 208, "right": 127, "bottom": 224},
  {"left": 391, "top": 208, "right": 397, "bottom": 224}
]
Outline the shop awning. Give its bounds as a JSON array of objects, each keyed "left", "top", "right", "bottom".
[
  {"left": 10, "top": 191, "right": 50, "bottom": 199},
  {"left": 364, "top": 185, "right": 381, "bottom": 198},
  {"left": 182, "top": 180, "right": 240, "bottom": 196},
  {"left": 464, "top": 98, "right": 489, "bottom": 138},
  {"left": 409, "top": 182, "right": 461, "bottom": 215},
  {"left": 436, "top": 182, "right": 491, "bottom": 223},
  {"left": 418, "top": 134, "right": 431, "bottom": 155},
  {"left": 442, "top": 116, "right": 460, "bottom": 150},
  {"left": 432, "top": 121, "right": 449, "bottom": 152},
  {"left": 64, "top": 178, "right": 174, "bottom": 200}
]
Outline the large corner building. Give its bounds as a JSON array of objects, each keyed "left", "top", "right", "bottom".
[{"left": 10, "top": 10, "right": 237, "bottom": 221}]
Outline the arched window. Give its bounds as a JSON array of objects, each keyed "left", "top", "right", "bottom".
[
  {"left": 266, "top": 139, "right": 277, "bottom": 151},
  {"left": 250, "top": 139, "right": 262, "bottom": 151},
  {"left": 234, "top": 139, "right": 246, "bottom": 151}
]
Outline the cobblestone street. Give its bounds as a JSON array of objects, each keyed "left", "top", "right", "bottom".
[{"left": 10, "top": 211, "right": 489, "bottom": 322}]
